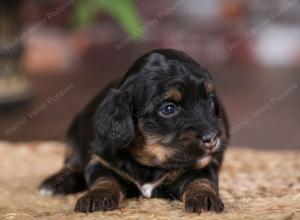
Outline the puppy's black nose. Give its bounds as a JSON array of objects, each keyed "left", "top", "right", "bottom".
[{"left": 201, "top": 133, "right": 217, "bottom": 150}]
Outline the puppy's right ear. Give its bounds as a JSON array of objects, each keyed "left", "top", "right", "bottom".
[{"left": 92, "top": 89, "right": 134, "bottom": 150}]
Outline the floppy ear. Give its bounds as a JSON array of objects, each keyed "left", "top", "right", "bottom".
[{"left": 93, "top": 89, "right": 134, "bottom": 149}]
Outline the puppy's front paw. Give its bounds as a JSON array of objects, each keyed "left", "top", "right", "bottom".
[
  {"left": 74, "top": 189, "right": 120, "bottom": 213},
  {"left": 184, "top": 190, "right": 224, "bottom": 213}
]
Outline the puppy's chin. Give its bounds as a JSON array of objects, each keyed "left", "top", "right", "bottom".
[
  {"left": 154, "top": 140, "right": 224, "bottom": 170},
  {"left": 132, "top": 149, "right": 216, "bottom": 170},
  {"left": 131, "top": 147, "right": 203, "bottom": 170},
  {"left": 130, "top": 134, "right": 223, "bottom": 170},
  {"left": 154, "top": 149, "right": 206, "bottom": 170},
  {"left": 195, "top": 155, "right": 212, "bottom": 169}
]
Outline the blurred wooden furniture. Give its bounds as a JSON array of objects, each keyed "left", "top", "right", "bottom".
[{"left": 0, "top": 0, "right": 32, "bottom": 106}]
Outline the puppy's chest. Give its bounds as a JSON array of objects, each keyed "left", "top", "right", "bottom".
[
  {"left": 92, "top": 155, "right": 183, "bottom": 198},
  {"left": 139, "top": 183, "right": 158, "bottom": 198},
  {"left": 138, "top": 172, "right": 188, "bottom": 198}
]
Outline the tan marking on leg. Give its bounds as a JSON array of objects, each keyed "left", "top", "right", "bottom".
[
  {"left": 182, "top": 179, "right": 216, "bottom": 202},
  {"left": 90, "top": 178, "right": 124, "bottom": 203}
]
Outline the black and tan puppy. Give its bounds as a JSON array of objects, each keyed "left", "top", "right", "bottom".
[{"left": 39, "top": 49, "right": 229, "bottom": 213}]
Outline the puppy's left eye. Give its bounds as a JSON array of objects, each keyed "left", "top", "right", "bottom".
[{"left": 159, "top": 103, "right": 179, "bottom": 117}]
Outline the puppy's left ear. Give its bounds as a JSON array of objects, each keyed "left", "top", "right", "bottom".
[{"left": 93, "top": 89, "right": 134, "bottom": 149}]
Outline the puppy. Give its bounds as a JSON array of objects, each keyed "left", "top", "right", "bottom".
[{"left": 39, "top": 49, "right": 229, "bottom": 213}]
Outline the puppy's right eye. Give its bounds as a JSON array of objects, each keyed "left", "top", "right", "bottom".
[{"left": 159, "top": 103, "right": 179, "bottom": 118}]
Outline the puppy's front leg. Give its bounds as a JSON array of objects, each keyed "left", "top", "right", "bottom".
[
  {"left": 181, "top": 166, "right": 224, "bottom": 213},
  {"left": 74, "top": 160, "right": 124, "bottom": 213}
]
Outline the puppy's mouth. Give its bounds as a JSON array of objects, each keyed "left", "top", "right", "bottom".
[
  {"left": 194, "top": 138, "right": 221, "bottom": 169},
  {"left": 202, "top": 137, "right": 221, "bottom": 155},
  {"left": 157, "top": 138, "right": 222, "bottom": 169}
]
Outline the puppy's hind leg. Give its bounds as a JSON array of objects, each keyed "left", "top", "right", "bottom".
[
  {"left": 38, "top": 166, "right": 86, "bottom": 196},
  {"left": 38, "top": 138, "right": 87, "bottom": 196}
]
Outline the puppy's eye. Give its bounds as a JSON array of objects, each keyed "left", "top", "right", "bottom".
[{"left": 159, "top": 103, "right": 179, "bottom": 117}]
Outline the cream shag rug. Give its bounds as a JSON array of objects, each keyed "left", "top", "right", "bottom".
[{"left": 0, "top": 141, "right": 299, "bottom": 220}]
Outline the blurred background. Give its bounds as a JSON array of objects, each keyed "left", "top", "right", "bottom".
[{"left": 0, "top": 0, "right": 299, "bottom": 150}]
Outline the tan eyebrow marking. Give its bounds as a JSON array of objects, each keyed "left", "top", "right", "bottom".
[
  {"left": 206, "top": 82, "right": 214, "bottom": 94},
  {"left": 165, "top": 89, "right": 182, "bottom": 101}
]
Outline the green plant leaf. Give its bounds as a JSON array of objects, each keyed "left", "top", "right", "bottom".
[{"left": 73, "top": 0, "right": 143, "bottom": 40}]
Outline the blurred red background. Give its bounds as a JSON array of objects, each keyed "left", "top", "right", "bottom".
[{"left": 0, "top": 0, "right": 299, "bottom": 149}]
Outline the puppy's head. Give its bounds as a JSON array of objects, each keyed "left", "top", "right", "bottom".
[{"left": 94, "top": 49, "right": 229, "bottom": 169}]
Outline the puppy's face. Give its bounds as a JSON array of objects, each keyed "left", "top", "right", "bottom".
[
  {"left": 131, "top": 78, "right": 226, "bottom": 169},
  {"left": 94, "top": 49, "right": 228, "bottom": 170},
  {"left": 124, "top": 50, "right": 228, "bottom": 169}
]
